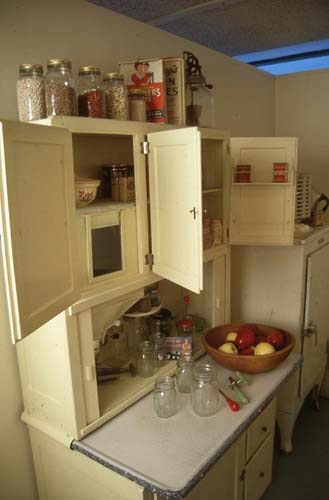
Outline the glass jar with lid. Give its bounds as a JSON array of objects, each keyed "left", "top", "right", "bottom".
[
  {"left": 150, "top": 331, "right": 167, "bottom": 368},
  {"left": 16, "top": 64, "right": 46, "bottom": 122},
  {"left": 45, "top": 58, "right": 76, "bottom": 116},
  {"left": 191, "top": 363, "right": 221, "bottom": 416},
  {"left": 77, "top": 66, "right": 103, "bottom": 118},
  {"left": 103, "top": 72, "right": 128, "bottom": 120},
  {"left": 176, "top": 357, "right": 194, "bottom": 393},
  {"left": 128, "top": 88, "right": 146, "bottom": 122}
]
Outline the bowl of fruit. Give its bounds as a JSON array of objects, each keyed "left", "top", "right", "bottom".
[{"left": 203, "top": 323, "right": 295, "bottom": 374}]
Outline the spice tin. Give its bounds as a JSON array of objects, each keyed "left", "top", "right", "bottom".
[
  {"left": 273, "top": 162, "right": 288, "bottom": 183},
  {"left": 236, "top": 164, "right": 251, "bottom": 183}
]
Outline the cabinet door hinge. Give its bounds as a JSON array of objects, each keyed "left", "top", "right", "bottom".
[
  {"left": 145, "top": 253, "right": 154, "bottom": 267},
  {"left": 141, "top": 141, "right": 150, "bottom": 155}
]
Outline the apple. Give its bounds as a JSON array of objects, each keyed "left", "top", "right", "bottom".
[
  {"left": 254, "top": 342, "right": 275, "bottom": 355},
  {"left": 218, "top": 342, "right": 238, "bottom": 355},
  {"left": 226, "top": 331, "right": 238, "bottom": 342},
  {"left": 266, "top": 329, "right": 285, "bottom": 350},
  {"left": 234, "top": 324, "right": 257, "bottom": 351},
  {"left": 239, "top": 346, "right": 255, "bottom": 356},
  {"left": 254, "top": 335, "right": 267, "bottom": 345}
]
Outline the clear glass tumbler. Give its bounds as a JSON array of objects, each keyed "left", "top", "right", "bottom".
[{"left": 153, "top": 375, "right": 177, "bottom": 418}]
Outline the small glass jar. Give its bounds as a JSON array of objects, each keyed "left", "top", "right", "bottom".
[
  {"left": 153, "top": 375, "right": 177, "bottom": 418},
  {"left": 150, "top": 331, "right": 167, "bottom": 368},
  {"left": 136, "top": 340, "right": 154, "bottom": 378},
  {"left": 77, "top": 66, "right": 103, "bottom": 118},
  {"left": 103, "top": 72, "right": 128, "bottom": 120},
  {"left": 176, "top": 318, "right": 195, "bottom": 337},
  {"left": 16, "top": 63, "right": 46, "bottom": 122},
  {"left": 128, "top": 88, "right": 146, "bottom": 122},
  {"left": 191, "top": 363, "right": 221, "bottom": 416},
  {"left": 45, "top": 58, "right": 76, "bottom": 116},
  {"left": 185, "top": 75, "right": 214, "bottom": 128},
  {"left": 176, "top": 357, "right": 194, "bottom": 393},
  {"left": 110, "top": 165, "right": 122, "bottom": 201}
]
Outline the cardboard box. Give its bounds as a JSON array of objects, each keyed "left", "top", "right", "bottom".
[
  {"left": 119, "top": 59, "right": 166, "bottom": 123},
  {"left": 163, "top": 57, "right": 186, "bottom": 126}
]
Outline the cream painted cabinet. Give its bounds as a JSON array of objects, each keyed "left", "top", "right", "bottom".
[{"left": 28, "top": 399, "right": 276, "bottom": 500}]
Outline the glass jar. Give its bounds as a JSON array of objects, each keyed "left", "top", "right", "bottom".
[
  {"left": 16, "top": 63, "right": 46, "bottom": 122},
  {"left": 110, "top": 165, "right": 122, "bottom": 201},
  {"left": 176, "top": 318, "right": 195, "bottom": 337},
  {"left": 77, "top": 66, "right": 103, "bottom": 118},
  {"left": 136, "top": 340, "right": 154, "bottom": 378},
  {"left": 176, "top": 357, "right": 194, "bottom": 393},
  {"left": 150, "top": 331, "right": 167, "bottom": 368},
  {"left": 103, "top": 72, "right": 128, "bottom": 120},
  {"left": 153, "top": 375, "right": 177, "bottom": 418},
  {"left": 119, "top": 164, "right": 135, "bottom": 202},
  {"left": 185, "top": 75, "right": 214, "bottom": 128},
  {"left": 191, "top": 363, "right": 221, "bottom": 416},
  {"left": 45, "top": 58, "right": 76, "bottom": 116},
  {"left": 128, "top": 88, "right": 146, "bottom": 122}
]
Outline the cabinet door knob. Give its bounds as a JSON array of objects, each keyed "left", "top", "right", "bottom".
[
  {"left": 259, "top": 471, "right": 265, "bottom": 478},
  {"left": 189, "top": 207, "right": 197, "bottom": 219},
  {"left": 262, "top": 426, "right": 268, "bottom": 432}
]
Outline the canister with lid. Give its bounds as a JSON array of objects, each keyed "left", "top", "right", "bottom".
[
  {"left": 45, "top": 58, "right": 76, "bottom": 116},
  {"left": 103, "top": 72, "right": 128, "bottom": 120},
  {"left": 16, "top": 64, "right": 46, "bottom": 122},
  {"left": 128, "top": 88, "right": 146, "bottom": 122},
  {"left": 136, "top": 340, "right": 155, "bottom": 378},
  {"left": 77, "top": 66, "right": 103, "bottom": 118}
]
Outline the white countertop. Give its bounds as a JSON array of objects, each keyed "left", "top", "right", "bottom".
[{"left": 73, "top": 352, "right": 301, "bottom": 498}]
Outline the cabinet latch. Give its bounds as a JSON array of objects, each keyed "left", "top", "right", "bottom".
[
  {"left": 303, "top": 321, "right": 317, "bottom": 342},
  {"left": 141, "top": 141, "right": 150, "bottom": 155},
  {"left": 145, "top": 253, "right": 154, "bottom": 267}
]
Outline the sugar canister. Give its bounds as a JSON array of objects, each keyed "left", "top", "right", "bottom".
[{"left": 128, "top": 88, "right": 146, "bottom": 122}]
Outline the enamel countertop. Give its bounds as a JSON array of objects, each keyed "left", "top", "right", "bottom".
[{"left": 72, "top": 353, "right": 302, "bottom": 499}]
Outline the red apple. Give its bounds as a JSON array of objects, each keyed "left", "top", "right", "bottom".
[
  {"left": 266, "top": 329, "right": 285, "bottom": 350},
  {"left": 254, "top": 335, "right": 267, "bottom": 345},
  {"left": 234, "top": 324, "right": 257, "bottom": 350},
  {"left": 239, "top": 346, "right": 254, "bottom": 355}
]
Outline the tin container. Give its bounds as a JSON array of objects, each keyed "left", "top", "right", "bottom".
[
  {"left": 273, "top": 162, "right": 288, "bottom": 183},
  {"left": 236, "top": 164, "right": 251, "bottom": 183}
]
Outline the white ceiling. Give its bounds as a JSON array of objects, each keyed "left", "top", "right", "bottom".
[{"left": 87, "top": 0, "right": 329, "bottom": 57}]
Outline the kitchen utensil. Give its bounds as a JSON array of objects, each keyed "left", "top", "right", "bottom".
[
  {"left": 228, "top": 376, "right": 249, "bottom": 405},
  {"left": 218, "top": 387, "right": 240, "bottom": 411},
  {"left": 202, "top": 323, "right": 295, "bottom": 373},
  {"left": 311, "top": 193, "right": 329, "bottom": 226}
]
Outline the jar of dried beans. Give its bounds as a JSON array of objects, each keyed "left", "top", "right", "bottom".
[
  {"left": 103, "top": 72, "right": 128, "bottom": 120},
  {"left": 77, "top": 66, "right": 103, "bottom": 118},
  {"left": 16, "top": 64, "right": 46, "bottom": 122},
  {"left": 45, "top": 58, "right": 76, "bottom": 116}
]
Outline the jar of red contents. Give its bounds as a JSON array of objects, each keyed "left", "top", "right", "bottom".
[
  {"left": 273, "top": 162, "right": 288, "bottom": 183},
  {"left": 77, "top": 66, "right": 103, "bottom": 118},
  {"left": 236, "top": 164, "right": 251, "bottom": 183}
]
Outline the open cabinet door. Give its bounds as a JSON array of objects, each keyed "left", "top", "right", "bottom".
[
  {"left": 148, "top": 127, "right": 203, "bottom": 293},
  {"left": 230, "top": 137, "right": 298, "bottom": 245},
  {"left": 0, "top": 121, "right": 79, "bottom": 342}
]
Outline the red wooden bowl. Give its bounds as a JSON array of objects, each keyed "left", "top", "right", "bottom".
[{"left": 203, "top": 323, "right": 295, "bottom": 374}]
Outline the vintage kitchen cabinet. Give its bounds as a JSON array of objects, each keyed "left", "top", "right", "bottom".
[
  {"left": 28, "top": 398, "right": 276, "bottom": 500},
  {"left": 231, "top": 225, "right": 329, "bottom": 453}
]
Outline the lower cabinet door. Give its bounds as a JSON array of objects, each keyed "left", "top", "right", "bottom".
[
  {"left": 185, "top": 443, "right": 237, "bottom": 500},
  {"left": 244, "top": 432, "right": 274, "bottom": 500}
]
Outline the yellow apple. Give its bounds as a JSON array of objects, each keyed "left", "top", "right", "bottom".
[
  {"left": 225, "top": 331, "right": 238, "bottom": 342},
  {"left": 218, "top": 342, "right": 238, "bottom": 355},
  {"left": 254, "top": 342, "right": 275, "bottom": 355}
]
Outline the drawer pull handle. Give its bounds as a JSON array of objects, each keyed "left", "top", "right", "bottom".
[
  {"left": 259, "top": 471, "right": 265, "bottom": 478},
  {"left": 240, "top": 469, "right": 246, "bottom": 481},
  {"left": 262, "top": 426, "right": 268, "bottom": 432}
]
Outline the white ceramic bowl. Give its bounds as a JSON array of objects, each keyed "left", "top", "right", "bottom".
[{"left": 75, "top": 177, "right": 100, "bottom": 208}]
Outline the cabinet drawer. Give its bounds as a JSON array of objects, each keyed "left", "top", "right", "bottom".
[
  {"left": 244, "top": 432, "right": 274, "bottom": 500},
  {"left": 246, "top": 398, "right": 276, "bottom": 461}
]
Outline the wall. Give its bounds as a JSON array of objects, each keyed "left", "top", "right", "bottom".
[
  {"left": 0, "top": 1, "right": 275, "bottom": 499},
  {"left": 275, "top": 69, "right": 329, "bottom": 205}
]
